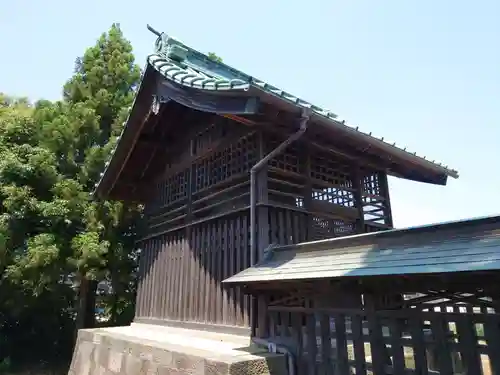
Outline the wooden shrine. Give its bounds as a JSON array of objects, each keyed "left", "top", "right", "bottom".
[
  {"left": 225, "top": 214, "right": 500, "bottom": 374},
  {"left": 94, "top": 25, "right": 458, "bottom": 341}
]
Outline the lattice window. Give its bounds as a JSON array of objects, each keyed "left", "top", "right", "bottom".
[
  {"left": 267, "top": 136, "right": 300, "bottom": 174},
  {"left": 362, "top": 172, "right": 388, "bottom": 225},
  {"left": 311, "top": 216, "right": 355, "bottom": 241},
  {"left": 309, "top": 151, "right": 356, "bottom": 211},
  {"left": 310, "top": 152, "right": 351, "bottom": 187},
  {"left": 194, "top": 132, "right": 258, "bottom": 192},
  {"left": 296, "top": 197, "right": 304, "bottom": 208},
  {"left": 363, "top": 172, "right": 381, "bottom": 197},
  {"left": 151, "top": 180, "right": 165, "bottom": 209},
  {"left": 191, "top": 117, "right": 229, "bottom": 156},
  {"left": 312, "top": 187, "right": 355, "bottom": 208},
  {"left": 162, "top": 168, "right": 189, "bottom": 206}
]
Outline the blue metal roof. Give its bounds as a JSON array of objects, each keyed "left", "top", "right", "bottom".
[{"left": 223, "top": 215, "right": 500, "bottom": 284}]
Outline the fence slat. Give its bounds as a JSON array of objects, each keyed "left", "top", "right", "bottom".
[
  {"left": 280, "top": 311, "right": 290, "bottom": 338},
  {"left": 389, "top": 317, "right": 406, "bottom": 374},
  {"left": 351, "top": 314, "right": 367, "bottom": 375},
  {"left": 319, "top": 313, "right": 333, "bottom": 375},
  {"left": 430, "top": 314, "right": 454, "bottom": 375},
  {"left": 306, "top": 313, "right": 318, "bottom": 375},
  {"left": 268, "top": 299, "right": 500, "bottom": 375},
  {"left": 269, "top": 310, "right": 278, "bottom": 338},
  {"left": 292, "top": 312, "right": 304, "bottom": 374},
  {"left": 334, "top": 313, "right": 350, "bottom": 375},
  {"left": 367, "top": 312, "right": 387, "bottom": 375},
  {"left": 408, "top": 315, "right": 429, "bottom": 375},
  {"left": 456, "top": 314, "right": 482, "bottom": 375},
  {"left": 484, "top": 314, "right": 500, "bottom": 374}
]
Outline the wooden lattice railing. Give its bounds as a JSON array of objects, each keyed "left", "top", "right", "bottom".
[{"left": 268, "top": 301, "right": 499, "bottom": 375}]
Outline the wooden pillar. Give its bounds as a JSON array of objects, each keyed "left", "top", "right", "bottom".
[
  {"left": 184, "top": 143, "right": 196, "bottom": 321},
  {"left": 256, "top": 133, "right": 270, "bottom": 257},
  {"left": 364, "top": 292, "right": 393, "bottom": 371},
  {"left": 378, "top": 171, "right": 393, "bottom": 228},
  {"left": 255, "top": 130, "right": 270, "bottom": 338},
  {"left": 300, "top": 144, "right": 312, "bottom": 241},
  {"left": 185, "top": 140, "right": 196, "bottom": 249},
  {"left": 186, "top": 139, "right": 195, "bottom": 224},
  {"left": 135, "top": 241, "right": 146, "bottom": 319},
  {"left": 351, "top": 165, "right": 365, "bottom": 234}
]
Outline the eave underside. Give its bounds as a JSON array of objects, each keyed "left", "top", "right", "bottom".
[{"left": 95, "top": 68, "right": 456, "bottom": 202}]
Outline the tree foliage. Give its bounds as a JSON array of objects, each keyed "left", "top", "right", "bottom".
[
  {"left": 0, "top": 25, "right": 224, "bottom": 371},
  {"left": 207, "top": 52, "right": 223, "bottom": 63},
  {"left": 0, "top": 24, "right": 141, "bottom": 369}
]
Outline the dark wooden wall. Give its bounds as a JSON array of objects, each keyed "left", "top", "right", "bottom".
[
  {"left": 134, "top": 110, "right": 393, "bottom": 330},
  {"left": 136, "top": 213, "right": 252, "bottom": 327}
]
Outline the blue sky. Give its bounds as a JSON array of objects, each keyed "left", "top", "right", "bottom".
[{"left": 1, "top": 0, "right": 499, "bottom": 228}]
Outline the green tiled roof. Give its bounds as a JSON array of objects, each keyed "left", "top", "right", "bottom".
[
  {"left": 147, "top": 54, "right": 249, "bottom": 90},
  {"left": 145, "top": 29, "right": 458, "bottom": 177},
  {"left": 148, "top": 32, "right": 342, "bottom": 119},
  {"left": 94, "top": 26, "right": 459, "bottom": 195}
]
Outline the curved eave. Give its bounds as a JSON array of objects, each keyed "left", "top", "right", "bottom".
[
  {"left": 147, "top": 54, "right": 250, "bottom": 91},
  {"left": 310, "top": 112, "right": 459, "bottom": 183},
  {"left": 93, "top": 59, "right": 254, "bottom": 200},
  {"left": 248, "top": 85, "right": 458, "bottom": 185},
  {"left": 144, "top": 51, "right": 459, "bottom": 183},
  {"left": 95, "top": 45, "right": 459, "bottom": 201}
]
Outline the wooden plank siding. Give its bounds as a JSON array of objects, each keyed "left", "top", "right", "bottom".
[
  {"left": 136, "top": 215, "right": 251, "bottom": 326},
  {"left": 134, "top": 114, "right": 393, "bottom": 330}
]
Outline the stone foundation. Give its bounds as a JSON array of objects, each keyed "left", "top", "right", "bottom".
[{"left": 68, "top": 324, "right": 287, "bottom": 375}]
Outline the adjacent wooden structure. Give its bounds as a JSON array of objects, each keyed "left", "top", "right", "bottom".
[
  {"left": 226, "top": 215, "right": 500, "bottom": 374},
  {"left": 94, "top": 26, "right": 458, "bottom": 344}
]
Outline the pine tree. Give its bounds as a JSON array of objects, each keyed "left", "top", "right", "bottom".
[
  {"left": 59, "top": 23, "right": 142, "bottom": 328},
  {"left": 0, "top": 25, "right": 142, "bottom": 366},
  {"left": 3, "top": 24, "right": 142, "bottom": 331}
]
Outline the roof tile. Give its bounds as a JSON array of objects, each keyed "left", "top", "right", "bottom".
[{"left": 144, "top": 32, "right": 458, "bottom": 178}]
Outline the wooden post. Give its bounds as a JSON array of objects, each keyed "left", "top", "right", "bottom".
[
  {"left": 186, "top": 139, "right": 195, "bottom": 224},
  {"left": 364, "top": 292, "right": 393, "bottom": 373},
  {"left": 255, "top": 130, "right": 270, "bottom": 338},
  {"left": 351, "top": 165, "right": 365, "bottom": 234},
  {"left": 184, "top": 147, "right": 196, "bottom": 321},
  {"left": 300, "top": 144, "right": 312, "bottom": 241},
  {"left": 378, "top": 171, "right": 393, "bottom": 228}
]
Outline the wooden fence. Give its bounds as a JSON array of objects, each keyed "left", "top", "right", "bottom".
[{"left": 268, "top": 303, "right": 500, "bottom": 375}]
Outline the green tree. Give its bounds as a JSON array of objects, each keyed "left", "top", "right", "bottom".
[
  {"left": 0, "top": 24, "right": 142, "bottom": 364},
  {"left": 0, "top": 24, "right": 141, "bottom": 368},
  {"left": 0, "top": 96, "right": 76, "bottom": 366},
  {"left": 57, "top": 23, "right": 141, "bottom": 328}
]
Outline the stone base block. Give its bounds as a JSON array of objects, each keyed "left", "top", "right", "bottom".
[{"left": 68, "top": 324, "right": 286, "bottom": 375}]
